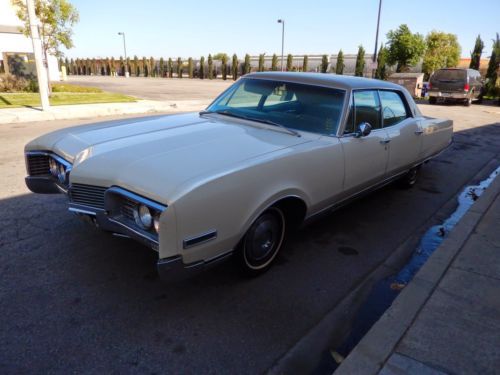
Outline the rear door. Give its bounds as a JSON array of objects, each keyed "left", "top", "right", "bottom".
[
  {"left": 340, "top": 90, "right": 389, "bottom": 194},
  {"left": 380, "top": 90, "right": 422, "bottom": 175}
]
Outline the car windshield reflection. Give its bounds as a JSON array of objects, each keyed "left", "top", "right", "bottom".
[{"left": 207, "top": 78, "right": 345, "bottom": 136}]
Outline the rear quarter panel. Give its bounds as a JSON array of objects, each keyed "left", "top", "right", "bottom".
[{"left": 419, "top": 117, "right": 453, "bottom": 160}]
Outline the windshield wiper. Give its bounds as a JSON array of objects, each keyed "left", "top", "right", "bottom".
[{"left": 199, "top": 109, "right": 301, "bottom": 137}]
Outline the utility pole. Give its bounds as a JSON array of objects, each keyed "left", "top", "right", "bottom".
[
  {"left": 27, "top": 0, "right": 50, "bottom": 110},
  {"left": 118, "top": 32, "right": 129, "bottom": 77},
  {"left": 277, "top": 19, "right": 285, "bottom": 71}
]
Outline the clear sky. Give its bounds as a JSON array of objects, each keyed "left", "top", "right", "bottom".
[{"left": 62, "top": 0, "right": 500, "bottom": 59}]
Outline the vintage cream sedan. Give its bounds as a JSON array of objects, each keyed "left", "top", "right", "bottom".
[{"left": 24, "top": 73, "right": 453, "bottom": 280}]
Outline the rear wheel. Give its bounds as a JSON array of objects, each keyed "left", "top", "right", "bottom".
[
  {"left": 429, "top": 97, "right": 437, "bottom": 105},
  {"left": 237, "top": 207, "right": 286, "bottom": 276},
  {"left": 464, "top": 96, "right": 472, "bottom": 106},
  {"left": 398, "top": 167, "right": 420, "bottom": 189}
]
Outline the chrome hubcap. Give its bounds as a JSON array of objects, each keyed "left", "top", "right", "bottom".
[{"left": 244, "top": 209, "right": 284, "bottom": 268}]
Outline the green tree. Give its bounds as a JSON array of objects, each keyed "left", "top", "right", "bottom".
[
  {"left": 469, "top": 35, "right": 484, "bottom": 70},
  {"left": 271, "top": 54, "right": 278, "bottom": 71},
  {"left": 375, "top": 45, "right": 388, "bottom": 79},
  {"left": 244, "top": 54, "right": 251, "bottom": 75},
  {"left": 232, "top": 54, "right": 238, "bottom": 80},
  {"left": 119, "top": 56, "right": 124, "bottom": 75},
  {"left": 286, "top": 54, "right": 293, "bottom": 71},
  {"left": 69, "top": 58, "right": 74, "bottom": 75},
  {"left": 386, "top": 24, "right": 426, "bottom": 72},
  {"left": 133, "top": 55, "right": 139, "bottom": 76},
  {"left": 321, "top": 54, "right": 329, "bottom": 73},
  {"left": 485, "top": 33, "right": 500, "bottom": 96},
  {"left": 150, "top": 57, "right": 156, "bottom": 77},
  {"left": 422, "top": 31, "right": 461, "bottom": 77},
  {"left": 168, "top": 58, "right": 173, "bottom": 78},
  {"left": 159, "top": 57, "right": 165, "bottom": 77},
  {"left": 142, "top": 56, "right": 148, "bottom": 76},
  {"left": 302, "top": 55, "right": 308, "bottom": 72},
  {"left": 335, "top": 50, "right": 344, "bottom": 74},
  {"left": 177, "top": 57, "right": 183, "bottom": 78},
  {"left": 355, "top": 45, "right": 366, "bottom": 76},
  {"left": 221, "top": 54, "right": 228, "bottom": 80},
  {"left": 208, "top": 54, "right": 213, "bottom": 79},
  {"left": 12, "top": 0, "right": 79, "bottom": 91},
  {"left": 188, "top": 57, "right": 194, "bottom": 78},
  {"left": 213, "top": 53, "right": 228, "bottom": 61},
  {"left": 199, "top": 56, "right": 205, "bottom": 79},
  {"left": 258, "top": 54, "right": 265, "bottom": 72}
]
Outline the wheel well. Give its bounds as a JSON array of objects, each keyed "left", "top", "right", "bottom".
[{"left": 272, "top": 197, "right": 307, "bottom": 229}]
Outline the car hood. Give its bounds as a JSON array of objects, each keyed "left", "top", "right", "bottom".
[{"left": 27, "top": 113, "right": 314, "bottom": 203}]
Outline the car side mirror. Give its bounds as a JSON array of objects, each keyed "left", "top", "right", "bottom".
[{"left": 354, "top": 122, "right": 372, "bottom": 138}]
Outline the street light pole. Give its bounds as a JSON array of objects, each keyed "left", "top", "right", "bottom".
[
  {"left": 373, "top": 0, "right": 382, "bottom": 63},
  {"left": 26, "top": 0, "right": 50, "bottom": 110},
  {"left": 118, "top": 32, "right": 128, "bottom": 77},
  {"left": 277, "top": 19, "right": 285, "bottom": 71}
]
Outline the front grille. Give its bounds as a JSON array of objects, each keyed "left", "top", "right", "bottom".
[
  {"left": 27, "top": 154, "right": 50, "bottom": 176},
  {"left": 70, "top": 183, "right": 107, "bottom": 210},
  {"left": 121, "top": 197, "right": 137, "bottom": 222}
]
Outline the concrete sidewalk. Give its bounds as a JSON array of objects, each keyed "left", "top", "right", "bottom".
[
  {"left": 0, "top": 99, "right": 211, "bottom": 124},
  {"left": 337, "top": 167, "right": 500, "bottom": 374}
]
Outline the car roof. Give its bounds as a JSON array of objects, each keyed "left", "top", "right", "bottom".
[{"left": 244, "top": 72, "right": 403, "bottom": 91}]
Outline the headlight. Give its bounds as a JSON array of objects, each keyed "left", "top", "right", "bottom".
[
  {"left": 153, "top": 214, "right": 160, "bottom": 233},
  {"left": 57, "top": 164, "right": 67, "bottom": 184},
  {"left": 134, "top": 204, "right": 153, "bottom": 229}
]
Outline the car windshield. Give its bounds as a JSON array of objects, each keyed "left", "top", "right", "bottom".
[
  {"left": 206, "top": 78, "right": 346, "bottom": 136},
  {"left": 432, "top": 69, "right": 466, "bottom": 81}
]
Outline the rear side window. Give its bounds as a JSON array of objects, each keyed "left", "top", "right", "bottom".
[
  {"left": 379, "top": 91, "right": 409, "bottom": 127},
  {"left": 352, "top": 90, "right": 381, "bottom": 130}
]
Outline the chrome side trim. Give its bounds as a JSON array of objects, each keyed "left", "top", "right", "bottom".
[
  {"left": 183, "top": 230, "right": 217, "bottom": 249},
  {"left": 106, "top": 186, "right": 167, "bottom": 212}
]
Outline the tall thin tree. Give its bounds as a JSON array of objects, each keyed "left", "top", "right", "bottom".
[
  {"left": 302, "top": 55, "right": 308, "bottom": 72},
  {"left": 469, "top": 35, "right": 484, "bottom": 70}
]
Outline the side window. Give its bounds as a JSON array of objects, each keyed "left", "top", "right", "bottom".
[
  {"left": 379, "top": 90, "right": 409, "bottom": 127},
  {"left": 353, "top": 90, "right": 381, "bottom": 130}
]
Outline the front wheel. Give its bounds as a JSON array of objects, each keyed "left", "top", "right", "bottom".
[
  {"left": 428, "top": 97, "right": 437, "bottom": 105},
  {"left": 237, "top": 207, "right": 286, "bottom": 276}
]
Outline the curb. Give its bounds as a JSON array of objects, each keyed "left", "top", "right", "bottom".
[
  {"left": 335, "top": 160, "right": 500, "bottom": 374},
  {"left": 0, "top": 99, "right": 210, "bottom": 124}
]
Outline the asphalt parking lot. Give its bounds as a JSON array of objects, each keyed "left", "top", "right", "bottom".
[{"left": 1, "top": 96, "right": 499, "bottom": 373}]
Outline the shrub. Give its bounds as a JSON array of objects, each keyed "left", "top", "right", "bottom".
[
  {"left": 271, "top": 54, "right": 278, "bottom": 71},
  {"left": 244, "top": 54, "right": 251, "bottom": 75},
  {"left": 0, "top": 73, "right": 29, "bottom": 92},
  {"left": 335, "top": 50, "right": 344, "bottom": 75},
  {"left": 177, "top": 57, "right": 183, "bottom": 78}
]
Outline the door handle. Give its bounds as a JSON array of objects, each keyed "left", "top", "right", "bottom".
[
  {"left": 415, "top": 129, "right": 424, "bottom": 135},
  {"left": 380, "top": 139, "right": 391, "bottom": 144}
]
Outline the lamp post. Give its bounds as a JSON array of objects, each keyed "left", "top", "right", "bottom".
[
  {"left": 277, "top": 19, "right": 285, "bottom": 71},
  {"left": 373, "top": 0, "right": 382, "bottom": 63},
  {"left": 117, "top": 32, "right": 128, "bottom": 77}
]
